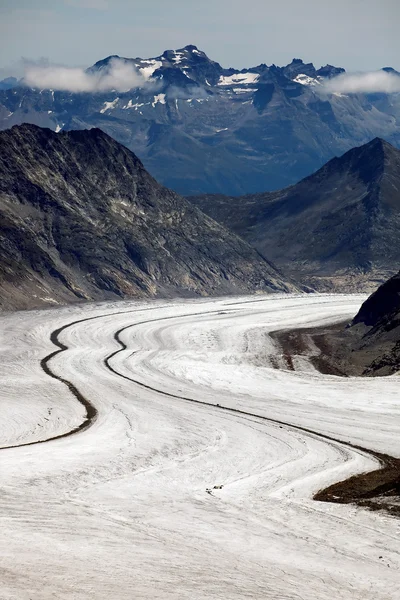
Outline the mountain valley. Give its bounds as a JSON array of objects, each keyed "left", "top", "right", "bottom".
[
  {"left": 0, "top": 123, "right": 295, "bottom": 310},
  {"left": 190, "top": 138, "right": 400, "bottom": 291}
]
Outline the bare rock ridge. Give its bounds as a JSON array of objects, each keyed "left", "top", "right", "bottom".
[
  {"left": 0, "top": 123, "right": 296, "bottom": 310},
  {"left": 189, "top": 137, "right": 400, "bottom": 291}
]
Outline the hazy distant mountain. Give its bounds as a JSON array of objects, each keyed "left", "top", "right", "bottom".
[
  {"left": 0, "top": 45, "right": 399, "bottom": 195},
  {"left": 0, "top": 77, "right": 18, "bottom": 91},
  {"left": 0, "top": 124, "right": 295, "bottom": 310},
  {"left": 189, "top": 138, "right": 400, "bottom": 291}
]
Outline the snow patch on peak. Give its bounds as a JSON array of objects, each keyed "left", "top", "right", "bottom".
[
  {"left": 123, "top": 100, "right": 145, "bottom": 110},
  {"left": 100, "top": 98, "right": 119, "bottom": 113},
  {"left": 152, "top": 93, "right": 166, "bottom": 107},
  {"left": 218, "top": 73, "right": 259, "bottom": 86},
  {"left": 171, "top": 52, "right": 185, "bottom": 65},
  {"left": 293, "top": 74, "right": 322, "bottom": 86},
  {"left": 139, "top": 60, "right": 162, "bottom": 80}
]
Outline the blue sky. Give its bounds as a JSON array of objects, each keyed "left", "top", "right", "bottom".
[{"left": 0, "top": 0, "right": 399, "bottom": 76}]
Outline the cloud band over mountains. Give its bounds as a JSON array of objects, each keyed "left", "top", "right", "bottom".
[
  {"left": 23, "top": 58, "right": 147, "bottom": 92},
  {"left": 324, "top": 70, "right": 400, "bottom": 94},
  {"left": 19, "top": 57, "right": 400, "bottom": 96}
]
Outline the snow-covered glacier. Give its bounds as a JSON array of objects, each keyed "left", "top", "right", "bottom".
[{"left": 0, "top": 294, "right": 399, "bottom": 599}]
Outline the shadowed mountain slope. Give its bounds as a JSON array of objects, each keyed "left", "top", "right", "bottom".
[
  {"left": 190, "top": 138, "right": 400, "bottom": 291},
  {"left": 348, "top": 271, "right": 400, "bottom": 374},
  {"left": 312, "top": 271, "right": 400, "bottom": 376},
  {"left": 0, "top": 124, "right": 296, "bottom": 310}
]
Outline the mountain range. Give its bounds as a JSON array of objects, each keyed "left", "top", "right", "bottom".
[
  {"left": 0, "top": 123, "right": 295, "bottom": 310},
  {"left": 1, "top": 45, "right": 400, "bottom": 196},
  {"left": 190, "top": 137, "right": 400, "bottom": 291}
]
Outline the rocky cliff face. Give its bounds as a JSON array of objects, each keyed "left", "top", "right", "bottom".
[
  {"left": 190, "top": 138, "right": 400, "bottom": 291},
  {"left": 0, "top": 124, "right": 296, "bottom": 310},
  {"left": 271, "top": 272, "right": 400, "bottom": 377},
  {"left": 1, "top": 45, "right": 399, "bottom": 196},
  {"left": 348, "top": 272, "right": 400, "bottom": 375}
]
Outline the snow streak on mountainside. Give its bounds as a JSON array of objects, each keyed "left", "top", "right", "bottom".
[
  {"left": 0, "top": 295, "right": 399, "bottom": 599},
  {"left": 1, "top": 46, "right": 400, "bottom": 194}
]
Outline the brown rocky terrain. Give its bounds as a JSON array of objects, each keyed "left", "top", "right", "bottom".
[
  {"left": 271, "top": 273, "right": 400, "bottom": 379},
  {"left": 275, "top": 271, "right": 400, "bottom": 377}
]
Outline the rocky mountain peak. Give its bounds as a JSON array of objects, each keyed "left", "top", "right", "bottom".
[
  {"left": 364, "top": 136, "right": 395, "bottom": 153},
  {"left": 316, "top": 64, "right": 346, "bottom": 78},
  {"left": 86, "top": 55, "right": 123, "bottom": 73},
  {"left": 189, "top": 136, "right": 400, "bottom": 291},
  {"left": 8, "top": 122, "right": 116, "bottom": 150},
  {"left": 382, "top": 67, "right": 400, "bottom": 75},
  {"left": 0, "top": 76, "right": 18, "bottom": 91},
  {"left": 84, "top": 46, "right": 222, "bottom": 88},
  {"left": 161, "top": 45, "right": 214, "bottom": 64},
  {"left": 318, "top": 137, "right": 400, "bottom": 185},
  {"left": 352, "top": 271, "right": 400, "bottom": 327},
  {"left": 283, "top": 58, "right": 317, "bottom": 80}
]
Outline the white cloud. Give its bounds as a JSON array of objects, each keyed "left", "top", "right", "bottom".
[
  {"left": 23, "top": 58, "right": 147, "bottom": 93},
  {"left": 324, "top": 70, "right": 400, "bottom": 94}
]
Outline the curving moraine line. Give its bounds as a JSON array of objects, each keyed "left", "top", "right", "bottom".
[
  {"left": 104, "top": 316, "right": 400, "bottom": 514},
  {"left": 0, "top": 305, "right": 238, "bottom": 451},
  {"left": 2, "top": 301, "right": 398, "bottom": 515},
  {"left": 0, "top": 306, "right": 149, "bottom": 450}
]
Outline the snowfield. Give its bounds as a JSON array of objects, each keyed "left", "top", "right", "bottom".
[{"left": 0, "top": 294, "right": 399, "bottom": 599}]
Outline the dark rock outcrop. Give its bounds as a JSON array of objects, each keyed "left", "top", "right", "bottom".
[
  {"left": 353, "top": 272, "right": 400, "bottom": 327},
  {"left": 274, "top": 271, "right": 400, "bottom": 376},
  {"left": 349, "top": 271, "right": 400, "bottom": 375}
]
